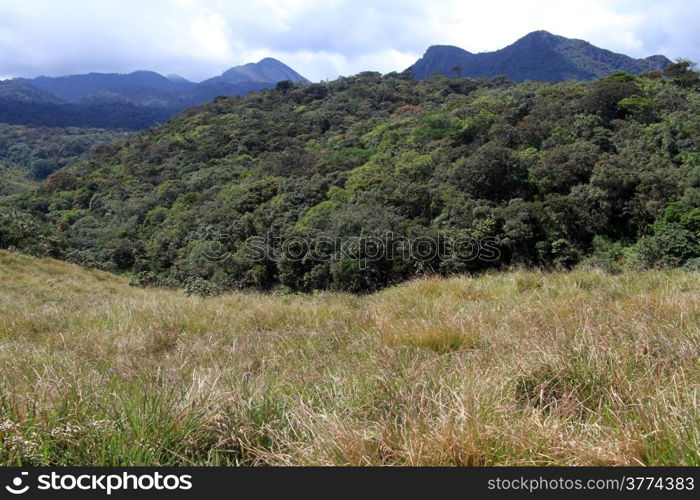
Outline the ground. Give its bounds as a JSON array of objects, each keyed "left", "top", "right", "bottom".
[{"left": 0, "top": 249, "right": 698, "bottom": 465}]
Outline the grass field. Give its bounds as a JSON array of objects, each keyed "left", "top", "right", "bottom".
[{"left": 0, "top": 249, "right": 698, "bottom": 465}]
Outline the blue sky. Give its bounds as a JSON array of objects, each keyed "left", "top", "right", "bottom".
[{"left": 0, "top": 0, "right": 697, "bottom": 82}]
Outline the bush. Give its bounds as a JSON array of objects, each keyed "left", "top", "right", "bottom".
[
  {"left": 637, "top": 223, "right": 700, "bottom": 268},
  {"left": 183, "top": 277, "right": 223, "bottom": 297},
  {"left": 683, "top": 257, "right": 700, "bottom": 271}
]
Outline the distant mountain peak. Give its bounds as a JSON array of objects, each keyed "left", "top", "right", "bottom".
[
  {"left": 213, "top": 58, "right": 308, "bottom": 85},
  {"left": 521, "top": 29, "right": 556, "bottom": 39},
  {"left": 425, "top": 44, "right": 472, "bottom": 55},
  {"left": 409, "top": 31, "right": 672, "bottom": 82},
  {"left": 166, "top": 74, "right": 190, "bottom": 83},
  {"left": 258, "top": 57, "right": 285, "bottom": 64}
]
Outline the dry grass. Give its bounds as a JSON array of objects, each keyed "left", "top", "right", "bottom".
[{"left": 0, "top": 249, "right": 698, "bottom": 465}]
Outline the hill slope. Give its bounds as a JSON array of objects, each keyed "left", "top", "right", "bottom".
[
  {"left": 1, "top": 249, "right": 698, "bottom": 465},
  {"left": 7, "top": 68, "right": 699, "bottom": 291},
  {"left": 17, "top": 70, "right": 194, "bottom": 102},
  {"left": 409, "top": 31, "right": 671, "bottom": 81},
  {"left": 0, "top": 80, "right": 66, "bottom": 104},
  {"left": 0, "top": 124, "right": 130, "bottom": 197}
]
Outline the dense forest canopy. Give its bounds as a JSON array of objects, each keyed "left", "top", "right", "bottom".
[
  {"left": 0, "top": 124, "right": 130, "bottom": 196},
  {"left": 2, "top": 62, "right": 699, "bottom": 293}
]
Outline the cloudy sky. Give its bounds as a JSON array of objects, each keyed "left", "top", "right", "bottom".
[{"left": 0, "top": 0, "right": 697, "bottom": 82}]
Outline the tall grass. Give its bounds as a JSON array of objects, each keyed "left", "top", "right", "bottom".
[{"left": 0, "top": 250, "right": 698, "bottom": 465}]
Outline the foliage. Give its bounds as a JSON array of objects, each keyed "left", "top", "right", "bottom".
[
  {"left": 0, "top": 98, "right": 176, "bottom": 130},
  {"left": 5, "top": 68, "right": 700, "bottom": 292},
  {"left": 0, "top": 124, "right": 129, "bottom": 197},
  {"left": 636, "top": 201, "right": 700, "bottom": 268}
]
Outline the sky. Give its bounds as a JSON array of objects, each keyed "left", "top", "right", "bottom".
[{"left": 0, "top": 0, "right": 698, "bottom": 82}]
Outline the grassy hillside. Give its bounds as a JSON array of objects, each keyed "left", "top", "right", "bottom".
[{"left": 1, "top": 249, "right": 697, "bottom": 465}]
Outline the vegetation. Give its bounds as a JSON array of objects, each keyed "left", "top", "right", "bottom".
[
  {"left": 0, "top": 98, "right": 176, "bottom": 130},
  {"left": 0, "top": 249, "right": 697, "bottom": 465},
  {"left": 0, "top": 124, "right": 130, "bottom": 196},
  {"left": 6, "top": 64, "right": 698, "bottom": 293},
  {"left": 2, "top": 65, "right": 698, "bottom": 464}
]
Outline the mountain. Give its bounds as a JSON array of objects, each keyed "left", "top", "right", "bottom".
[
  {"left": 17, "top": 70, "right": 194, "bottom": 102},
  {"left": 2, "top": 58, "right": 308, "bottom": 129},
  {"left": 409, "top": 31, "right": 671, "bottom": 81},
  {"left": 7, "top": 69, "right": 699, "bottom": 291},
  {"left": 172, "top": 81, "right": 275, "bottom": 109},
  {"left": 0, "top": 99, "right": 175, "bottom": 130},
  {"left": 0, "top": 80, "right": 65, "bottom": 104},
  {"left": 166, "top": 74, "right": 191, "bottom": 83},
  {"left": 0, "top": 123, "right": 129, "bottom": 196},
  {"left": 202, "top": 57, "right": 309, "bottom": 85},
  {"left": 16, "top": 58, "right": 306, "bottom": 104},
  {"left": 187, "top": 58, "right": 308, "bottom": 108}
]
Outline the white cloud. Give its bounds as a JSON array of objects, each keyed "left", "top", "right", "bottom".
[{"left": 0, "top": 0, "right": 696, "bottom": 82}]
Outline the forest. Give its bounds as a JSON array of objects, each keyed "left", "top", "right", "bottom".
[
  {"left": 0, "top": 124, "right": 129, "bottom": 196},
  {"left": 2, "top": 62, "right": 699, "bottom": 294}
]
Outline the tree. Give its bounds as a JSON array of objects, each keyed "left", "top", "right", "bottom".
[
  {"left": 275, "top": 80, "right": 294, "bottom": 93},
  {"left": 662, "top": 59, "right": 700, "bottom": 88},
  {"left": 452, "top": 144, "right": 529, "bottom": 201}
]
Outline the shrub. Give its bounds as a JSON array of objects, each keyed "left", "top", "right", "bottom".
[
  {"left": 637, "top": 223, "right": 700, "bottom": 268},
  {"left": 183, "top": 277, "right": 223, "bottom": 297}
]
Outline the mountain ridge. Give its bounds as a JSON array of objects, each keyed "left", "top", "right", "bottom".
[
  {"left": 1, "top": 58, "right": 308, "bottom": 129},
  {"left": 0, "top": 80, "right": 66, "bottom": 104},
  {"left": 409, "top": 30, "right": 671, "bottom": 81},
  {"left": 14, "top": 58, "right": 306, "bottom": 103},
  {"left": 0, "top": 35, "right": 678, "bottom": 130}
]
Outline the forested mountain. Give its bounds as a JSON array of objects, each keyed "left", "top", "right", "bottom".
[
  {"left": 0, "top": 124, "right": 130, "bottom": 196},
  {"left": 17, "top": 70, "right": 194, "bottom": 102},
  {"left": 0, "top": 80, "right": 65, "bottom": 104},
  {"left": 0, "top": 58, "right": 307, "bottom": 129},
  {"left": 15, "top": 58, "right": 307, "bottom": 105},
  {"left": 1, "top": 36, "right": 675, "bottom": 131},
  {"left": 409, "top": 31, "right": 671, "bottom": 81},
  {"left": 3, "top": 63, "right": 699, "bottom": 293},
  {"left": 0, "top": 99, "right": 176, "bottom": 130}
]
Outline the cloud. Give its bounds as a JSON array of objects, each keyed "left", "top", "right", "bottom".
[{"left": 0, "top": 0, "right": 697, "bottom": 82}]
